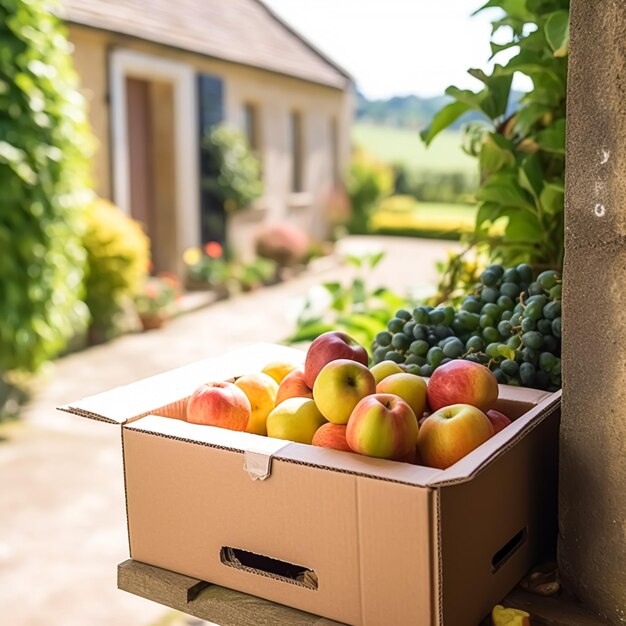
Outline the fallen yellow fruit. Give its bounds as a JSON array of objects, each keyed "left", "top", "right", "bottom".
[
  {"left": 261, "top": 360, "right": 299, "bottom": 384},
  {"left": 491, "top": 605, "right": 531, "bottom": 626}
]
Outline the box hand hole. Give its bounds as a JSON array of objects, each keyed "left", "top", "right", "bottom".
[
  {"left": 492, "top": 527, "right": 527, "bottom": 572},
  {"left": 220, "top": 546, "right": 318, "bottom": 590}
]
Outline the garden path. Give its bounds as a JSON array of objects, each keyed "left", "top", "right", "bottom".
[{"left": 0, "top": 236, "right": 459, "bottom": 626}]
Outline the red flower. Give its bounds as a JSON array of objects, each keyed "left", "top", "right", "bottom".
[{"left": 204, "top": 241, "right": 223, "bottom": 259}]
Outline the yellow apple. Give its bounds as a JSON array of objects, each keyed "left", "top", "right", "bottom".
[
  {"left": 234, "top": 373, "right": 278, "bottom": 436},
  {"left": 376, "top": 373, "right": 427, "bottom": 418},
  {"left": 312, "top": 359, "right": 376, "bottom": 424},
  {"left": 369, "top": 359, "right": 404, "bottom": 384},
  {"left": 266, "top": 397, "right": 327, "bottom": 444},
  {"left": 261, "top": 360, "right": 299, "bottom": 384}
]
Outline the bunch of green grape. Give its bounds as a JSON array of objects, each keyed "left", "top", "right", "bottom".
[{"left": 371, "top": 263, "right": 562, "bottom": 391}]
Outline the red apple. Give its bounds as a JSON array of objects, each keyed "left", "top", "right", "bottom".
[
  {"left": 304, "top": 331, "right": 368, "bottom": 388},
  {"left": 313, "top": 359, "right": 376, "bottom": 424},
  {"left": 275, "top": 369, "right": 313, "bottom": 405},
  {"left": 346, "top": 393, "right": 419, "bottom": 460},
  {"left": 312, "top": 423, "right": 352, "bottom": 452},
  {"left": 187, "top": 381, "right": 251, "bottom": 431},
  {"left": 486, "top": 409, "right": 512, "bottom": 434},
  {"left": 426, "top": 360, "right": 498, "bottom": 412},
  {"left": 417, "top": 403, "right": 494, "bottom": 469}
]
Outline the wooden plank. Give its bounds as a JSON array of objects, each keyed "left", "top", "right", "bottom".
[
  {"left": 119, "top": 560, "right": 609, "bottom": 626},
  {"left": 117, "top": 560, "right": 344, "bottom": 626}
]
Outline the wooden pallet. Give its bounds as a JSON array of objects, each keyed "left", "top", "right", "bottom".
[{"left": 118, "top": 560, "right": 608, "bottom": 626}]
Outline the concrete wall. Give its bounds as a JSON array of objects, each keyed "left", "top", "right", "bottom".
[
  {"left": 67, "top": 26, "right": 352, "bottom": 261},
  {"left": 560, "top": 1, "right": 626, "bottom": 623}
]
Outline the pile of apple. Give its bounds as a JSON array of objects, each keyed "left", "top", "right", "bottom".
[{"left": 186, "top": 332, "right": 513, "bottom": 469}]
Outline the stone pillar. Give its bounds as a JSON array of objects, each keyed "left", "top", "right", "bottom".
[{"left": 560, "top": 0, "right": 626, "bottom": 622}]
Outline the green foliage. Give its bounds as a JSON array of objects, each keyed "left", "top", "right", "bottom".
[
  {"left": 134, "top": 274, "right": 181, "bottom": 319},
  {"left": 201, "top": 125, "right": 263, "bottom": 212},
  {"left": 83, "top": 199, "right": 150, "bottom": 332},
  {"left": 0, "top": 0, "right": 94, "bottom": 372},
  {"left": 288, "top": 251, "right": 406, "bottom": 350},
  {"left": 346, "top": 149, "right": 394, "bottom": 234},
  {"left": 422, "top": 0, "right": 569, "bottom": 271}
]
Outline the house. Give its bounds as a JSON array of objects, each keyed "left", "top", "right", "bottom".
[{"left": 61, "top": 0, "right": 353, "bottom": 274}]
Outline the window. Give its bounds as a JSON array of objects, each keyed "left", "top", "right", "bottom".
[
  {"left": 242, "top": 102, "right": 259, "bottom": 152},
  {"left": 290, "top": 110, "right": 304, "bottom": 192}
]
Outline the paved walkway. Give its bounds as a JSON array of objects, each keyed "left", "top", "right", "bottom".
[{"left": 0, "top": 236, "right": 459, "bottom": 626}]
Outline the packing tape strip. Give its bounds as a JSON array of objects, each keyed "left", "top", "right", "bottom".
[{"left": 243, "top": 442, "right": 291, "bottom": 481}]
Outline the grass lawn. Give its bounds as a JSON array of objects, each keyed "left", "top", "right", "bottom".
[
  {"left": 352, "top": 123, "right": 477, "bottom": 177},
  {"left": 370, "top": 200, "right": 478, "bottom": 240}
]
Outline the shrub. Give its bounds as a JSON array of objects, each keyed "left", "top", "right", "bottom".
[
  {"left": 346, "top": 149, "right": 393, "bottom": 234},
  {"left": 201, "top": 125, "right": 263, "bottom": 212},
  {"left": 422, "top": 0, "right": 569, "bottom": 271},
  {"left": 83, "top": 199, "right": 149, "bottom": 334},
  {"left": 255, "top": 223, "right": 310, "bottom": 267},
  {"left": 134, "top": 274, "right": 181, "bottom": 320},
  {"left": 0, "top": 0, "right": 93, "bottom": 373},
  {"left": 393, "top": 164, "right": 475, "bottom": 204}
]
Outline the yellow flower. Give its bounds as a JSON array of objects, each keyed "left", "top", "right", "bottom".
[{"left": 183, "top": 247, "right": 202, "bottom": 266}]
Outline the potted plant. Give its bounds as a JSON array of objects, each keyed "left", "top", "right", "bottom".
[
  {"left": 183, "top": 242, "right": 232, "bottom": 298},
  {"left": 134, "top": 274, "right": 181, "bottom": 331}
]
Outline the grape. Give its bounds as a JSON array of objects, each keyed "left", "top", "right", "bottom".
[
  {"left": 519, "top": 362, "right": 537, "bottom": 386},
  {"left": 482, "top": 327, "right": 500, "bottom": 343},
  {"left": 551, "top": 317, "right": 562, "bottom": 338},
  {"left": 413, "top": 307, "right": 430, "bottom": 325},
  {"left": 480, "top": 314, "right": 495, "bottom": 329},
  {"left": 434, "top": 324, "right": 454, "bottom": 340},
  {"left": 521, "top": 317, "right": 536, "bottom": 332},
  {"left": 466, "top": 336, "right": 485, "bottom": 352},
  {"left": 521, "top": 331, "right": 543, "bottom": 349},
  {"left": 405, "top": 364, "right": 421, "bottom": 376},
  {"left": 537, "top": 319, "right": 553, "bottom": 335},
  {"left": 493, "top": 368, "right": 507, "bottom": 384},
  {"left": 403, "top": 320, "right": 416, "bottom": 337},
  {"left": 524, "top": 301, "right": 544, "bottom": 321},
  {"left": 420, "top": 364, "right": 434, "bottom": 377},
  {"left": 497, "top": 320, "right": 513, "bottom": 337},
  {"left": 376, "top": 331, "right": 392, "bottom": 347},
  {"left": 486, "top": 264, "right": 505, "bottom": 280},
  {"left": 385, "top": 351, "right": 404, "bottom": 363},
  {"left": 391, "top": 333, "right": 411, "bottom": 351},
  {"left": 497, "top": 295, "right": 514, "bottom": 311},
  {"left": 501, "top": 359, "right": 519, "bottom": 377},
  {"left": 521, "top": 347, "right": 539, "bottom": 365},
  {"left": 413, "top": 325, "right": 428, "bottom": 341},
  {"left": 549, "top": 284, "right": 562, "bottom": 300},
  {"left": 502, "top": 267, "right": 521, "bottom": 283},
  {"left": 539, "top": 352, "right": 557, "bottom": 372},
  {"left": 441, "top": 306, "right": 456, "bottom": 326},
  {"left": 481, "top": 286, "right": 500, "bottom": 303},
  {"left": 461, "top": 297, "right": 482, "bottom": 314},
  {"left": 517, "top": 263, "right": 533, "bottom": 283},
  {"left": 501, "top": 310, "right": 513, "bottom": 321},
  {"left": 409, "top": 339, "right": 429, "bottom": 356},
  {"left": 456, "top": 310, "right": 480, "bottom": 331},
  {"left": 440, "top": 358, "right": 453, "bottom": 366},
  {"left": 464, "top": 354, "right": 482, "bottom": 363},
  {"left": 388, "top": 317, "right": 405, "bottom": 333},
  {"left": 482, "top": 303, "right": 502, "bottom": 319},
  {"left": 507, "top": 335, "right": 522, "bottom": 350},
  {"left": 443, "top": 338, "right": 464, "bottom": 359},
  {"left": 405, "top": 355, "right": 427, "bottom": 367},
  {"left": 535, "top": 370, "right": 550, "bottom": 390},
  {"left": 373, "top": 347, "right": 388, "bottom": 363},
  {"left": 429, "top": 309, "right": 446, "bottom": 325},
  {"left": 501, "top": 282, "right": 521, "bottom": 299},
  {"left": 543, "top": 301, "right": 561, "bottom": 320},
  {"left": 481, "top": 270, "right": 499, "bottom": 286},
  {"left": 427, "top": 333, "right": 438, "bottom": 346},
  {"left": 427, "top": 346, "right": 444, "bottom": 367},
  {"left": 537, "top": 270, "right": 559, "bottom": 290},
  {"left": 486, "top": 342, "right": 502, "bottom": 359},
  {"left": 542, "top": 335, "right": 558, "bottom": 353}
]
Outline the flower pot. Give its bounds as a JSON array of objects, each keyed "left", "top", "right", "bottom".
[{"left": 140, "top": 315, "right": 166, "bottom": 331}]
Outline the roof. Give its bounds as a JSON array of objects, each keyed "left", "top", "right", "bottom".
[{"left": 61, "top": 0, "right": 352, "bottom": 89}]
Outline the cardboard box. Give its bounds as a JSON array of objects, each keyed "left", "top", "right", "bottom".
[{"left": 60, "top": 343, "right": 561, "bottom": 626}]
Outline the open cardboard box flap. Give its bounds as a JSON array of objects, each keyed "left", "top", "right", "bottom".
[
  {"left": 58, "top": 343, "right": 304, "bottom": 425},
  {"left": 59, "top": 342, "right": 560, "bottom": 488}
]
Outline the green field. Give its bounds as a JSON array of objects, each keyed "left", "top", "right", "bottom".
[{"left": 352, "top": 123, "right": 477, "bottom": 177}]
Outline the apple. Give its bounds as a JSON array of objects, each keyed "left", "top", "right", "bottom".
[
  {"left": 261, "top": 360, "right": 299, "bottom": 384},
  {"left": 312, "top": 359, "right": 376, "bottom": 424},
  {"left": 304, "top": 331, "right": 368, "bottom": 388},
  {"left": 376, "top": 373, "right": 428, "bottom": 418},
  {"left": 369, "top": 359, "right": 404, "bottom": 384},
  {"left": 234, "top": 373, "right": 278, "bottom": 436},
  {"left": 186, "top": 381, "right": 251, "bottom": 431},
  {"left": 346, "top": 393, "right": 419, "bottom": 460},
  {"left": 312, "top": 423, "right": 352, "bottom": 452},
  {"left": 417, "top": 403, "right": 494, "bottom": 469},
  {"left": 486, "top": 409, "right": 512, "bottom": 434},
  {"left": 266, "top": 397, "right": 327, "bottom": 444},
  {"left": 426, "top": 360, "right": 498, "bottom": 413},
  {"left": 275, "top": 369, "right": 313, "bottom": 405}
]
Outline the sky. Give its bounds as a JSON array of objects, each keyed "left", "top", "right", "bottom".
[{"left": 263, "top": 0, "right": 531, "bottom": 100}]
